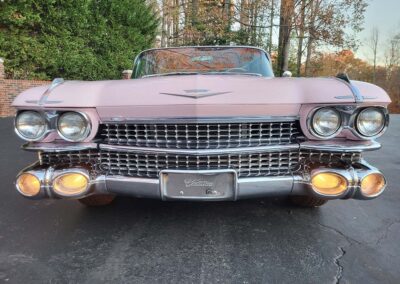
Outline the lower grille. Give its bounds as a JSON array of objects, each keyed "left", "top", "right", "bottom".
[
  {"left": 300, "top": 150, "right": 362, "bottom": 165},
  {"left": 39, "top": 149, "right": 362, "bottom": 179},
  {"left": 40, "top": 150, "right": 299, "bottom": 178}
]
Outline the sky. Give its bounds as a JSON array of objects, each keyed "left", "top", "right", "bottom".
[{"left": 355, "top": 0, "right": 400, "bottom": 64}]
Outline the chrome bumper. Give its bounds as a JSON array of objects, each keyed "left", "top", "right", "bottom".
[
  {"left": 17, "top": 159, "right": 385, "bottom": 201},
  {"left": 17, "top": 139, "right": 386, "bottom": 201}
]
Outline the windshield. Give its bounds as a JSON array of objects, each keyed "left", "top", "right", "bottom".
[{"left": 132, "top": 47, "right": 274, "bottom": 78}]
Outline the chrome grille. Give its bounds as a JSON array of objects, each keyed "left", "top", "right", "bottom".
[
  {"left": 300, "top": 150, "right": 362, "bottom": 164},
  {"left": 99, "top": 121, "right": 301, "bottom": 149},
  {"left": 39, "top": 149, "right": 362, "bottom": 179},
  {"left": 99, "top": 151, "right": 300, "bottom": 178},
  {"left": 40, "top": 150, "right": 299, "bottom": 178}
]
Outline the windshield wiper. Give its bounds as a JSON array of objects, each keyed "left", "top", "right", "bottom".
[
  {"left": 142, "top": 71, "right": 262, "bottom": 78},
  {"left": 203, "top": 72, "right": 262, "bottom": 77},
  {"left": 143, "top": 72, "right": 200, "bottom": 78}
]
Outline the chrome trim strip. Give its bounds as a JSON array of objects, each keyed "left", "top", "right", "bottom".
[
  {"left": 333, "top": 77, "right": 363, "bottom": 102},
  {"left": 300, "top": 140, "right": 381, "bottom": 152},
  {"left": 25, "top": 78, "right": 65, "bottom": 105},
  {"left": 102, "top": 116, "right": 299, "bottom": 124},
  {"left": 99, "top": 144, "right": 300, "bottom": 155},
  {"left": 22, "top": 142, "right": 98, "bottom": 152},
  {"left": 23, "top": 139, "right": 381, "bottom": 154},
  {"left": 39, "top": 78, "right": 64, "bottom": 105}
]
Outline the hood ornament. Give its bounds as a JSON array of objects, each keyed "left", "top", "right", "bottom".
[{"left": 161, "top": 89, "right": 232, "bottom": 99}]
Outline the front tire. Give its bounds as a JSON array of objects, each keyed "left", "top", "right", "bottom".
[
  {"left": 78, "top": 195, "right": 115, "bottom": 206},
  {"left": 290, "top": 196, "right": 328, "bottom": 207}
]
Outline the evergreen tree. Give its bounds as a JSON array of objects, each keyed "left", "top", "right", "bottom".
[{"left": 0, "top": 0, "right": 159, "bottom": 80}]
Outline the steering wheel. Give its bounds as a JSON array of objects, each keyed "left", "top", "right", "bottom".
[{"left": 225, "top": 67, "right": 247, "bottom": 73}]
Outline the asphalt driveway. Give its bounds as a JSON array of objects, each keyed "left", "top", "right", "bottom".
[{"left": 0, "top": 116, "right": 399, "bottom": 283}]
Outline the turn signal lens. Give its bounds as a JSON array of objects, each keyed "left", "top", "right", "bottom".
[
  {"left": 17, "top": 173, "right": 41, "bottom": 197},
  {"left": 361, "top": 173, "right": 386, "bottom": 197},
  {"left": 53, "top": 173, "right": 88, "bottom": 196},
  {"left": 311, "top": 173, "right": 348, "bottom": 196}
]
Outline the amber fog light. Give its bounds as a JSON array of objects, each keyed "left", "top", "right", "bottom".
[
  {"left": 361, "top": 173, "right": 386, "bottom": 197},
  {"left": 311, "top": 172, "right": 348, "bottom": 196},
  {"left": 17, "top": 173, "right": 41, "bottom": 197},
  {"left": 53, "top": 173, "right": 89, "bottom": 196}
]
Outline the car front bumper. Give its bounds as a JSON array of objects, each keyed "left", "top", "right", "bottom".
[{"left": 17, "top": 157, "right": 385, "bottom": 201}]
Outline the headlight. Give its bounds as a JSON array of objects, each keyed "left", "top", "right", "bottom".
[
  {"left": 311, "top": 108, "right": 341, "bottom": 137},
  {"left": 15, "top": 111, "right": 47, "bottom": 141},
  {"left": 356, "top": 108, "right": 386, "bottom": 137},
  {"left": 57, "top": 112, "right": 90, "bottom": 141}
]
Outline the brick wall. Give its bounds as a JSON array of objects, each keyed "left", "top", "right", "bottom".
[{"left": 0, "top": 59, "right": 50, "bottom": 117}]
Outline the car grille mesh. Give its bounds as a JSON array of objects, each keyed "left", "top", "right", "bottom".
[
  {"left": 99, "top": 121, "right": 301, "bottom": 149},
  {"left": 39, "top": 149, "right": 362, "bottom": 179}
]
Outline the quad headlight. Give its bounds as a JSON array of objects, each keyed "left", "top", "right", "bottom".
[
  {"left": 15, "top": 111, "right": 47, "bottom": 141},
  {"left": 356, "top": 108, "right": 386, "bottom": 137},
  {"left": 311, "top": 107, "right": 341, "bottom": 138},
  {"left": 57, "top": 112, "right": 91, "bottom": 142}
]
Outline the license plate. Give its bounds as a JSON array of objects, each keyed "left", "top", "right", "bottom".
[{"left": 160, "top": 170, "right": 237, "bottom": 201}]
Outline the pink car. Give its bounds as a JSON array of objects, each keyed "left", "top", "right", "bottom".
[{"left": 12, "top": 46, "right": 391, "bottom": 207}]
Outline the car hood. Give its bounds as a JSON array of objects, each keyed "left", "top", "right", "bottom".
[{"left": 13, "top": 75, "right": 386, "bottom": 119}]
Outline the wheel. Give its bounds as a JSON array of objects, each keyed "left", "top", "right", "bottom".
[
  {"left": 289, "top": 196, "right": 328, "bottom": 207},
  {"left": 78, "top": 194, "right": 115, "bottom": 206}
]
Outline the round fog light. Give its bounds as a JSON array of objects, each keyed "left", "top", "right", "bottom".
[
  {"left": 53, "top": 173, "right": 89, "bottom": 196},
  {"left": 17, "top": 173, "right": 41, "bottom": 197},
  {"left": 361, "top": 173, "right": 386, "bottom": 197},
  {"left": 311, "top": 172, "right": 348, "bottom": 196}
]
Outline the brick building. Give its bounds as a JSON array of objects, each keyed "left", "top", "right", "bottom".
[{"left": 0, "top": 59, "right": 50, "bottom": 117}]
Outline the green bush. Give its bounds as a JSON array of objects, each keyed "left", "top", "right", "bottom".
[{"left": 0, "top": 0, "right": 159, "bottom": 80}]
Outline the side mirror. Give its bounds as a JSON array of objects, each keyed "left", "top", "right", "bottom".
[{"left": 282, "top": 71, "right": 292, "bottom": 77}]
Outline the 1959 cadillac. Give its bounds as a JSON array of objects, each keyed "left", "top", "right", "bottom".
[{"left": 12, "top": 46, "right": 390, "bottom": 207}]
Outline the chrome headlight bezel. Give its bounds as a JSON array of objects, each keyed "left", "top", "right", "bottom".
[
  {"left": 56, "top": 111, "right": 91, "bottom": 142},
  {"left": 14, "top": 111, "right": 49, "bottom": 141},
  {"left": 309, "top": 107, "right": 342, "bottom": 139},
  {"left": 355, "top": 107, "right": 387, "bottom": 138}
]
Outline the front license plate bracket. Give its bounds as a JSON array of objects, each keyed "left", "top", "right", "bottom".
[{"left": 160, "top": 170, "right": 238, "bottom": 201}]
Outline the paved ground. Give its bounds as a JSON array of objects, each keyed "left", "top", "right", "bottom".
[{"left": 0, "top": 116, "right": 399, "bottom": 284}]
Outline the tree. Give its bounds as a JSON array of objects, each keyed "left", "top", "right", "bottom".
[
  {"left": 277, "top": 0, "right": 295, "bottom": 76},
  {"left": 303, "top": 0, "right": 368, "bottom": 76},
  {"left": 0, "top": 0, "right": 159, "bottom": 80},
  {"left": 367, "top": 27, "right": 379, "bottom": 83},
  {"left": 295, "top": 0, "right": 307, "bottom": 76}
]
